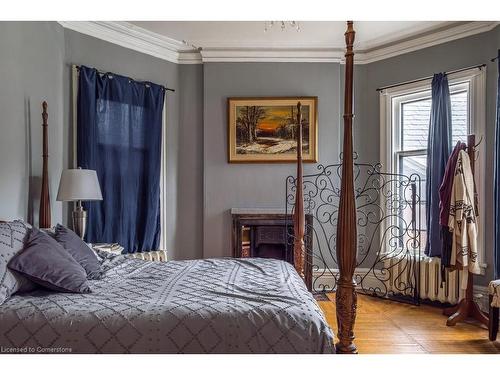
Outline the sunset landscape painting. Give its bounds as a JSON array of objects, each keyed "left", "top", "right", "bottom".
[{"left": 228, "top": 97, "right": 318, "bottom": 163}]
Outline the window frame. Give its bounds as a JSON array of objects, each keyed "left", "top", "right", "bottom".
[{"left": 379, "top": 67, "right": 486, "bottom": 270}]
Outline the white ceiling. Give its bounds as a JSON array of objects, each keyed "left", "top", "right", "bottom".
[
  {"left": 129, "top": 21, "right": 460, "bottom": 50},
  {"left": 59, "top": 21, "right": 499, "bottom": 64}
]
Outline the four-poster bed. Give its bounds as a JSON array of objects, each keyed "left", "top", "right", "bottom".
[
  {"left": 293, "top": 21, "right": 358, "bottom": 354},
  {"left": 0, "top": 21, "right": 358, "bottom": 354}
]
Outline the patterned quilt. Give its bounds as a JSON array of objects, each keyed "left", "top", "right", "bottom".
[{"left": 0, "top": 257, "right": 335, "bottom": 354}]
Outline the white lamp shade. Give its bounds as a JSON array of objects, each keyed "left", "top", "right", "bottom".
[{"left": 56, "top": 169, "right": 103, "bottom": 202}]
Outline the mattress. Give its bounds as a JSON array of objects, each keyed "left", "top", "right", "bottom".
[{"left": 0, "top": 256, "right": 335, "bottom": 354}]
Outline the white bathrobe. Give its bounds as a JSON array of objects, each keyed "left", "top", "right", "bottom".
[{"left": 448, "top": 150, "right": 480, "bottom": 289}]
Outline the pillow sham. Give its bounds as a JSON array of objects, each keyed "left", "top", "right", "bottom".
[
  {"left": 54, "top": 224, "right": 102, "bottom": 279},
  {"left": 8, "top": 228, "right": 91, "bottom": 294},
  {"left": 0, "top": 220, "right": 37, "bottom": 305}
]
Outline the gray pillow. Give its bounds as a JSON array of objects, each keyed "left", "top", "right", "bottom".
[
  {"left": 0, "top": 220, "right": 37, "bottom": 305},
  {"left": 8, "top": 228, "right": 91, "bottom": 294},
  {"left": 54, "top": 224, "right": 102, "bottom": 279}
]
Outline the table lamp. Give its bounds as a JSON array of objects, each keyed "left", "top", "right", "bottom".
[{"left": 56, "top": 168, "right": 103, "bottom": 239}]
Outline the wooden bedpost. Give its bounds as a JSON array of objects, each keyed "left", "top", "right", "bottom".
[
  {"left": 335, "top": 21, "right": 358, "bottom": 354},
  {"left": 39, "top": 101, "right": 51, "bottom": 229},
  {"left": 293, "top": 102, "right": 305, "bottom": 279}
]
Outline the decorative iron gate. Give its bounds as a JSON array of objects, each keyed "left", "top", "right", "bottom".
[{"left": 285, "top": 155, "right": 423, "bottom": 304}]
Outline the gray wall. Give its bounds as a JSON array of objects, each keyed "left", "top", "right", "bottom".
[
  {"left": 201, "top": 29, "right": 500, "bottom": 281},
  {"left": 360, "top": 26, "right": 500, "bottom": 284},
  {"left": 203, "top": 62, "right": 341, "bottom": 258},
  {"left": 64, "top": 34, "right": 204, "bottom": 261},
  {"left": 0, "top": 23, "right": 202, "bottom": 261},
  {"left": 1, "top": 22, "right": 499, "bottom": 282},
  {"left": 177, "top": 64, "right": 204, "bottom": 259},
  {"left": 0, "top": 22, "right": 65, "bottom": 226}
]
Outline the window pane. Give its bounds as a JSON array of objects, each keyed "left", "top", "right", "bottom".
[
  {"left": 399, "top": 154, "right": 426, "bottom": 200},
  {"left": 398, "top": 155, "right": 427, "bottom": 254},
  {"left": 451, "top": 90, "right": 468, "bottom": 144},
  {"left": 399, "top": 154, "right": 426, "bottom": 180},
  {"left": 394, "top": 83, "right": 469, "bottom": 256},
  {"left": 400, "top": 87, "right": 469, "bottom": 152},
  {"left": 401, "top": 98, "right": 431, "bottom": 151}
]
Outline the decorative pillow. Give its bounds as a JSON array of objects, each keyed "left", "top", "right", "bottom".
[
  {"left": 0, "top": 220, "right": 37, "bottom": 305},
  {"left": 54, "top": 224, "right": 102, "bottom": 279},
  {"left": 8, "top": 228, "right": 91, "bottom": 294}
]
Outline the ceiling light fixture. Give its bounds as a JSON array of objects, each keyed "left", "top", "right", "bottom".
[{"left": 264, "top": 21, "right": 301, "bottom": 33}]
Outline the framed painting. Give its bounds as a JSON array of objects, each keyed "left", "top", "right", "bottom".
[{"left": 227, "top": 97, "right": 318, "bottom": 163}]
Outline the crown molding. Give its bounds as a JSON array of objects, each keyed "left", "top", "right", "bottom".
[
  {"left": 200, "top": 48, "right": 344, "bottom": 63},
  {"left": 177, "top": 52, "right": 204, "bottom": 64},
  {"left": 58, "top": 21, "right": 202, "bottom": 64},
  {"left": 352, "top": 21, "right": 499, "bottom": 64},
  {"left": 59, "top": 21, "right": 499, "bottom": 65}
]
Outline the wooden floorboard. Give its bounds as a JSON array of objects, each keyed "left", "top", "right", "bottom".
[{"left": 318, "top": 293, "right": 500, "bottom": 354}]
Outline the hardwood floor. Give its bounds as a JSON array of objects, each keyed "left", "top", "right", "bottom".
[{"left": 318, "top": 293, "right": 500, "bottom": 354}]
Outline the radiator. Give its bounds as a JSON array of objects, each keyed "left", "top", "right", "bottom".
[
  {"left": 128, "top": 250, "right": 168, "bottom": 262},
  {"left": 383, "top": 255, "right": 465, "bottom": 304}
]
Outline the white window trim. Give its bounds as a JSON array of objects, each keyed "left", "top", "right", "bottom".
[
  {"left": 72, "top": 65, "right": 168, "bottom": 251},
  {"left": 379, "top": 67, "right": 486, "bottom": 270}
]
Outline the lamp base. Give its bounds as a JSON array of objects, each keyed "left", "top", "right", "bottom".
[{"left": 72, "top": 205, "right": 87, "bottom": 239}]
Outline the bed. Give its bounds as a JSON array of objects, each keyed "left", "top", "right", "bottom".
[
  {"left": 0, "top": 21, "right": 359, "bottom": 354},
  {"left": 0, "top": 255, "right": 334, "bottom": 353}
]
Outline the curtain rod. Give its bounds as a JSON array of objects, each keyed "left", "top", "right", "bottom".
[
  {"left": 75, "top": 65, "right": 175, "bottom": 93},
  {"left": 376, "top": 63, "right": 486, "bottom": 92}
]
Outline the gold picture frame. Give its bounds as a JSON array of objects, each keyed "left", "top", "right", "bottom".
[{"left": 227, "top": 96, "right": 318, "bottom": 163}]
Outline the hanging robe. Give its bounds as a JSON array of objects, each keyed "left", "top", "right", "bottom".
[
  {"left": 439, "top": 141, "right": 466, "bottom": 279},
  {"left": 448, "top": 150, "right": 480, "bottom": 289}
]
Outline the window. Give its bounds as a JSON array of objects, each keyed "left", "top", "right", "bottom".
[
  {"left": 395, "top": 84, "right": 469, "bottom": 186},
  {"left": 71, "top": 65, "right": 168, "bottom": 251},
  {"left": 380, "top": 68, "right": 486, "bottom": 267}
]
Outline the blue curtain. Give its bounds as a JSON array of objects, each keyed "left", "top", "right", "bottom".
[
  {"left": 495, "top": 50, "right": 500, "bottom": 279},
  {"left": 77, "top": 66, "right": 165, "bottom": 253},
  {"left": 425, "top": 73, "right": 452, "bottom": 257}
]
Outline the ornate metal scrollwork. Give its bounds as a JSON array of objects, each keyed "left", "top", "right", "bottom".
[{"left": 286, "top": 155, "right": 422, "bottom": 304}]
